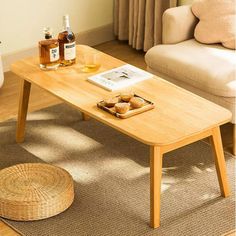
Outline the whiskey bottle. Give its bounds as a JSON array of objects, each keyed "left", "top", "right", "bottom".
[
  {"left": 58, "top": 15, "right": 76, "bottom": 66},
  {"left": 39, "top": 27, "right": 60, "bottom": 70}
]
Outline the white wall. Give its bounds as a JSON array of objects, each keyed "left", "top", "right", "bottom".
[{"left": 0, "top": 0, "right": 113, "bottom": 55}]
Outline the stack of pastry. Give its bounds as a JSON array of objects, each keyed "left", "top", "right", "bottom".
[
  {"left": 129, "top": 97, "right": 145, "bottom": 108},
  {"left": 104, "top": 97, "right": 120, "bottom": 108},
  {"left": 120, "top": 91, "right": 134, "bottom": 102},
  {"left": 104, "top": 91, "right": 145, "bottom": 114},
  {"left": 114, "top": 103, "right": 130, "bottom": 114}
]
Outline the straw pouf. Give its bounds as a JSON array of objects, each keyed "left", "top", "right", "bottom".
[{"left": 0, "top": 163, "right": 74, "bottom": 221}]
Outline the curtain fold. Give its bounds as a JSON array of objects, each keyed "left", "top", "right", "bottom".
[{"left": 114, "top": 0, "right": 177, "bottom": 51}]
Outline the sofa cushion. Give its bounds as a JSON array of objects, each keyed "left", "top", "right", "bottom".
[
  {"left": 148, "top": 67, "right": 236, "bottom": 123},
  {"left": 145, "top": 39, "right": 236, "bottom": 97},
  {"left": 192, "top": 0, "right": 236, "bottom": 49}
]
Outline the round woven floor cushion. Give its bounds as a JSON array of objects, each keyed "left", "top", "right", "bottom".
[{"left": 0, "top": 163, "right": 74, "bottom": 221}]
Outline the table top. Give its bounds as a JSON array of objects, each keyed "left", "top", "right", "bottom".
[{"left": 11, "top": 45, "right": 232, "bottom": 146}]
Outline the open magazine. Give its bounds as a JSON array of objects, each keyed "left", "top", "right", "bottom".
[{"left": 87, "top": 64, "right": 153, "bottom": 91}]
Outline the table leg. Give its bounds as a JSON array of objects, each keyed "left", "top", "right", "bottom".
[
  {"left": 16, "top": 79, "right": 31, "bottom": 143},
  {"left": 210, "top": 127, "right": 230, "bottom": 197},
  {"left": 82, "top": 113, "right": 90, "bottom": 121},
  {"left": 150, "top": 146, "right": 163, "bottom": 228}
]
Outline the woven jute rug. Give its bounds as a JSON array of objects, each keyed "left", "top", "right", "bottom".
[{"left": 0, "top": 104, "right": 235, "bottom": 236}]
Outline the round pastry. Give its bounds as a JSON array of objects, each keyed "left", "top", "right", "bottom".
[
  {"left": 129, "top": 97, "right": 145, "bottom": 108},
  {"left": 104, "top": 97, "right": 120, "bottom": 107},
  {"left": 114, "top": 103, "right": 130, "bottom": 114},
  {"left": 120, "top": 91, "right": 134, "bottom": 102}
]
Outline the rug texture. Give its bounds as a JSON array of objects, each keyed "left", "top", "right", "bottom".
[{"left": 0, "top": 104, "right": 235, "bottom": 236}]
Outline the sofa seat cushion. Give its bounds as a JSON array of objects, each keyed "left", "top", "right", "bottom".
[{"left": 145, "top": 39, "right": 236, "bottom": 97}]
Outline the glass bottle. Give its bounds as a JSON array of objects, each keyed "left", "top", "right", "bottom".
[
  {"left": 38, "top": 27, "right": 60, "bottom": 70},
  {"left": 58, "top": 15, "right": 76, "bottom": 66}
]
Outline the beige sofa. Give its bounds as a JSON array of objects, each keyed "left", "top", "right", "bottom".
[{"left": 145, "top": 5, "right": 236, "bottom": 155}]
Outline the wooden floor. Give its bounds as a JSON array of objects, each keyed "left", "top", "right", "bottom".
[
  {"left": 0, "top": 40, "right": 235, "bottom": 236},
  {"left": 0, "top": 221, "right": 21, "bottom": 236}
]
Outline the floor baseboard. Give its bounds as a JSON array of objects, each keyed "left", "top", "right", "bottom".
[{"left": 2, "top": 24, "right": 115, "bottom": 72}]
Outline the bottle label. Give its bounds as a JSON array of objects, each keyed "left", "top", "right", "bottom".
[
  {"left": 64, "top": 42, "right": 76, "bottom": 60},
  {"left": 50, "top": 46, "right": 59, "bottom": 62}
]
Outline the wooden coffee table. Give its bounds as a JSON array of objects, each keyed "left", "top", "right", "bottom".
[{"left": 11, "top": 45, "right": 232, "bottom": 228}]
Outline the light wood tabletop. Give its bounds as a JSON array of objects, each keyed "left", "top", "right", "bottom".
[
  {"left": 11, "top": 45, "right": 232, "bottom": 229},
  {"left": 11, "top": 45, "right": 231, "bottom": 146}
]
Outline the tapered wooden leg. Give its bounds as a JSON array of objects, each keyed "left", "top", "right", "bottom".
[
  {"left": 210, "top": 127, "right": 230, "bottom": 197},
  {"left": 16, "top": 79, "right": 31, "bottom": 143},
  {"left": 82, "top": 112, "right": 90, "bottom": 121},
  {"left": 150, "top": 146, "right": 163, "bottom": 228},
  {"left": 233, "top": 124, "right": 236, "bottom": 156}
]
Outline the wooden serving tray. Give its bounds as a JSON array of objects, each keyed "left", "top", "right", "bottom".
[{"left": 97, "top": 94, "right": 155, "bottom": 119}]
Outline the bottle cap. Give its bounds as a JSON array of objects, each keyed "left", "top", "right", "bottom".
[
  {"left": 63, "top": 15, "right": 70, "bottom": 29},
  {"left": 43, "top": 27, "right": 52, "bottom": 39},
  {"left": 63, "top": 15, "right": 69, "bottom": 21}
]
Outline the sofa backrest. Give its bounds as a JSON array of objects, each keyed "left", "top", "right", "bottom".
[{"left": 162, "top": 5, "right": 198, "bottom": 44}]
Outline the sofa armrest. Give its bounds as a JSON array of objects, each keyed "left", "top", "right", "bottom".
[{"left": 162, "top": 5, "right": 198, "bottom": 44}]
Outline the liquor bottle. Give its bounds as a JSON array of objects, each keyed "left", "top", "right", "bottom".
[
  {"left": 58, "top": 15, "right": 76, "bottom": 66},
  {"left": 38, "top": 27, "right": 60, "bottom": 70}
]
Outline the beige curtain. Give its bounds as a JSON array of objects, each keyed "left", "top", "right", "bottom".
[{"left": 114, "top": 0, "right": 177, "bottom": 51}]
